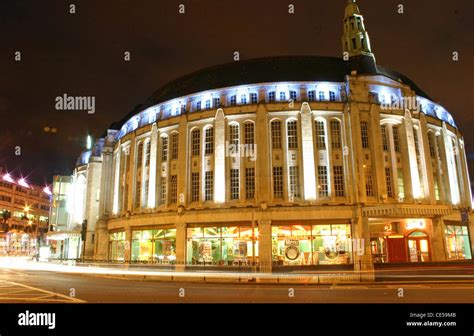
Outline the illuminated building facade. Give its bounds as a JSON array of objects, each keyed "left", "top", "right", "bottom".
[
  {"left": 72, "top": 0, "right": 472, "bottom": 273},
  {"left": 0, "top": 168, "right": 51, "bottom": 256}
]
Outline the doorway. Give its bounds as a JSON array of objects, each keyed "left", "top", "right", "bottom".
[{"left": 407, "top": 231, "right": 430, "bottom": 262}]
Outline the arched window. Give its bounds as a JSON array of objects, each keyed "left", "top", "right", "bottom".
[
  {"left": 229, "top": 123, "right": 239, "bottom": 147},
  {"left": 244, "top": 122, "right": 254, "bottom": 145},
  {"left": 315, "top": 120, "right": 326, "bottom": 149},
  {"left": 287, "top": 120, "right": 298, "bottom": 149},
  {"left": 161, "top": 135, "right": 168, "bottom": 161},
  {"left": 330, "top": 119, "right": 342, "bottom": 149},
  {"left": 271, "top": 120, "right": 282, "bottom": 149},
  {"left": 204, "top": 127, "right": 214, "bottom": 155},
  {"left": 191, "top": 129, "right": 201, "bottom": 157},
  {"left": 170, "top": 133, "right": 179, "bottom": 160}
]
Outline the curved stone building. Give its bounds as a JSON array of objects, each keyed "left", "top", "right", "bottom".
[{"left": 71, "top": 0, "right": 472, "bottom": 273}]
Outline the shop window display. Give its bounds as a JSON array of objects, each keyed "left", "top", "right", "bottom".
[
  {"left": 186, "top": 226, "right": 258, "bottom": 266},
  {"left": 109, "top": 231, "right": 125, "bottom": 261},
  {"left": 131, "top": 229, "right": 176, "bottom": 263},
  {"left": 445, "top": 225, "right": 472, "bottom": 260},
  {"left": 271, "top": 224, "right": 352, "bottom": 265}
]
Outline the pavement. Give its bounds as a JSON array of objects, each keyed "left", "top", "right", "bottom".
[{"left": 0, "top": 266, "right": 473, "bottom": 303}]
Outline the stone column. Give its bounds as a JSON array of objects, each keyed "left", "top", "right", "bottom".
[
  {"left": 442, "top": 122, "right": 460, "bottom": 205},
  {"left": 369, "top": 104, "right": 385, "bottom": 200},
  {"left": 177, "top": 117, "right": 188, "bottom": 207},
  {"left": 175, "top": 220, "right": 187, "bottom": 271},
  {"left": 431, "top": 216, "right": 447, "bottom": 262},
  {"left": 258, "top": 219, "right": 272, "bottom": 273},
  {"left": 255, "top": 104, "right": 270, "bottom": 204},
  {"left": 94, "top": 216, "right": 109, "bottom": 261},
  {"left": 353, "top": 206, "right": 374, "bottom": 281},
  {"left": 214, "top": 109, "right": 226, "bottom": 203},
  {"left": 300, "top": 103, "right": 316, "bottom": 201},
  {"left": 419, "top": 114, "right": 436, "bottom": 204},
  {"left": 147, "top": 123, "right": 158, "bottom": 208},
  {"left": 124, "top": 226, "right": 132, "bottom": 262},
  {"left": 403, "top": 110, "right": 421, "bottom": 200}
]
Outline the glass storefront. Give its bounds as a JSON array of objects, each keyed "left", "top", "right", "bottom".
[
  {"left": 109, "top": 231, "right": 125, "bottom": 261},
  {"left": 445, "top": 225, "right": 472, "bottom": 260},
  {"left": 131, "top": 229, "right": 176, "bottom": 263},
  {"left": 272, "top": 224, "right": 352, "bottom": 265},
  {"left": 186, "top": 226, "right": 258, "bottom": 266}
]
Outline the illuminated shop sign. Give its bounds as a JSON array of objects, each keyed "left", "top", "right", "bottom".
[{"left": 406, "top": 219, "right": 425, "bottom": 230}]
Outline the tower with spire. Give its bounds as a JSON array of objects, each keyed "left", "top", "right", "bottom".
[{"left": 342, "top": 0, "right": 377, "bottom": 73}]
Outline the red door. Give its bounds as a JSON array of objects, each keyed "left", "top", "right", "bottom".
[{"left": 386, "top": 237, "right": 408, "bottom": 263}]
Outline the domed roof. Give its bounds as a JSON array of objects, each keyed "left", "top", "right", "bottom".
[
  {"left": 141, "top": 55, "right": 430, "bottom": 110},
  {"left": 107, "top": 55, "right": 433, "bottom": 134}
]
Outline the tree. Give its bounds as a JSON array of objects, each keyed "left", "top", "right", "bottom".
[{"left": 1, "top": 210, "right": 11, "bottom": 232}]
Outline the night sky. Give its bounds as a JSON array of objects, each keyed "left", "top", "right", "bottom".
[{"left": 0, "top": 0, "right": 473, "bottom": 185}]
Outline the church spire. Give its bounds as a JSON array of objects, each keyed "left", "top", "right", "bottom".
[{"left": 342, "top": 0, "right": 375, "bottom": 61}]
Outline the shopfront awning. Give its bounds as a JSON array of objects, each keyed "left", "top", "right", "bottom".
[{"left": 362, "top": 204, "right": 452, "bottom": 218}]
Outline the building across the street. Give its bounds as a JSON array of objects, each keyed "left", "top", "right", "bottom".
[
  {"left": 66, "top": 0, "right": 473, "bottom": 275},
  {"left": 0, "top": 168, "right": 51, "bottom": 257}
]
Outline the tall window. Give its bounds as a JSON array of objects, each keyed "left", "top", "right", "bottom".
[
  {"left": 308, "top": 90, "right": 316, "bottom": 102},
  {"left": 365, "top": 167, "right": 374, "bottom": 197},
  {"left": 330, "top": 120, "right": 342, "bottom": 149},
  {"left": 180, "top": 104, "right": 186, "bottom": 114},
  {"left": 205, "top": 171, "right": 213, "bottom": 201},
  {"left": 397, "top": 168, "right": 405, "bottom": 199},
  {"left": 279, "top": 91, "right": 286, "bottom": 101},
  {"left": 329, "top": 91, "right": 336, "bottom": 102},
  {"left": 191, "top": 172, "right": 200, "bottom": 202},
  {"left": 144, "top": 140, "right": 150, "bottom": 167},
  {"left": 413, "top": 127, "right": 420, "bottom": 155},
  {"left": 333, "top": 165, "right": 345, "bottom": 197},
  {"left": 289, "top": 90, "right": 297, "bottom": 101},
  {"left": 230, "top": 95, "right": 237, "bottom": 106},
  {"left": 230, "top": 169, "right": 239, "bottom": 200},
  {"left": 161, "top": 136, "right": 168, "bottom": 161},
  {"left": 271, "top": 120, "right": 282, "bottom": 149},
  {"left": 289, "top": 166, "right": 300, "bottom": 199},
  {"left": 205, "top": 100, "right": 211, "bottom": 109},
  {"left": 315, "top": 120, "right": 326, "bottom": 149},
  {"left": 170, "top": 175, "right": 178, "bottom": 203},
  {"left": 360, "top": 121, "right": 369, "bottom": 149},
  {"left": 196, "top": 101, "right": 201, "bottom": 111},
  {"left": 392, "top": 126, "right": 400, "bottom": 152},
  {"left": 381, "top": 125, "right": 388, "bottom": 151},
  {"left": 160, "top": 177, "right": 167, "bottom": 204},
  {"left": 136, "top": 142, "right": 144, "bottom": 170},
  {"left": 245, "top": 168, "right": 255, "bottom": 199},
  {"left": 191, "top": 129, "right": 200, "bottom": 157},
  {"left": 385, "top": 167, "right": 393, "bottom": 198},
  {"left": 244, "top": 122, "right": 254, "bottom": 145},
  {"left": 318, "top": 166, "right": 328, "bottom": 197},
  {"left": 135, "top": 182, "right": 141, "bottom": 208},
  {"left": 273, "top": 167, "right": 283, "bottom": 198},
  {"left": 287, "top": 120, "right": 298, "bottom": 149},
  {"left": 171, "top": 133, "right": 179, "bottom": 160},
  {"left": 229, "top": 124, "right": 239, "bottom": 147},
  {"left": 240, "top": 94, "right": 247, "bottom": 104},
  {"left": 428, "top": 132, "right": 436, "bottom": 158},
  {"left": 268, "top": 91, "right": 276, "bottom": 102},
  {"left": 213, "top": 97, "right": 220, "bottom": 108},
  {"left": 319, "top": 91, "right": 325, "bottom": 101},
  {"left": 204, "top": 127, "right": 214, "bottom": 155},
  {"left": 250, "top": 93, "right": 258, "bottom": 104}
]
